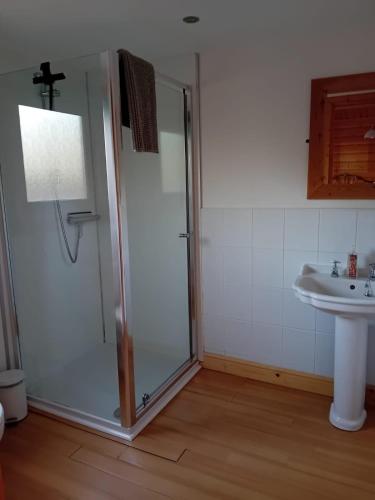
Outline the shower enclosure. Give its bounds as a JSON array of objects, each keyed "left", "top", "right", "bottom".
[{"left": 0, "top": 51, "right": 200, "bottom": 439}]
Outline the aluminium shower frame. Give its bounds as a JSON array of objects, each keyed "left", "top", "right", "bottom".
[{"left": 0, "top": 50, "right": 202, "bottom": 440}]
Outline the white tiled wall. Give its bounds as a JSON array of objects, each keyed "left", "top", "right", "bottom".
[{"left": 201, "top": 208, "right": 375, "bottom": 383}]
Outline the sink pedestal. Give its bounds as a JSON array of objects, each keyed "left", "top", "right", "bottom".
[{"left": 330, "top": 316, "right": 368, "bottom": 431}]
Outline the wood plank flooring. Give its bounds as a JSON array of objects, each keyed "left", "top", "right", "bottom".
[{"left": 1, "top": 368, "right": 375, "bottom": 499}]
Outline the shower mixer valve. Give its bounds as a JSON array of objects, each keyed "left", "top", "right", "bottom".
[{"left": 67, "top": 211, "right": 100, "bottom": 225}]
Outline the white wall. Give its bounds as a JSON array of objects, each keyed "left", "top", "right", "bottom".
[
  {"left": 201, "top": 34, "right": 375, "bottom": 208},
  {"left": 200, "top": 32, "right": 375, "bottom": 381}
]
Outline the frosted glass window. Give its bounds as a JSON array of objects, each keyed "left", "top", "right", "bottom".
[{"left": 18, "top": 105, "right": 87, "bottom": 202}]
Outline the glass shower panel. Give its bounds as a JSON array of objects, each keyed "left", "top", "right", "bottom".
[
  {"left": 0, "top": 54, "right": 120, "bottom": 422},
  {"left": 122, "top": 80, "right": 192, "bottom": 408}
]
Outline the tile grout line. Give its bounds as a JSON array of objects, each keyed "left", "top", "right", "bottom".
[
  {"left": 314, "top": 209, "right": 321, "bottom": 374},
  {"left": 314, "top": 211, "right": 320, "bottom": 362},
  {"left": 317, "top": 208, "right": 321, "bottom": 262},
  {"left": 249, "top": 207, "right": 254, "bottom": 339},
  {"left": 354, "top": 209, "right": 359, "bottom": 251},
  {"left": 281, "top": 208, "right": 286, "bottom": 370}
]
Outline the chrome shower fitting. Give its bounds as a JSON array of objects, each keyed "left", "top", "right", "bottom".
[{"left": 56, "top": 200, "right": 81, "bottom": 264}]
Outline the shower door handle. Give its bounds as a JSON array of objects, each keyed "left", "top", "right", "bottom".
[{"left": 179, "top": 233, "right": 190, "bottom": 239}]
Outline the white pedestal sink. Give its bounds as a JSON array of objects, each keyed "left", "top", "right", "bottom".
[{"left": 293, "top": 264, "right": 375, "bottom": 431}]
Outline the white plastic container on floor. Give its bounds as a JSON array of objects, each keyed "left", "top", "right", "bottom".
[
  {"left": 0, "top": 369, "right": 27, "bottom": 423},
  {"left": 0, "top": 403, "right": 4, "bottom": 439}
]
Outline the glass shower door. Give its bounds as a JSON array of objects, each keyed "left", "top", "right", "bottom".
[{"left": 121, "top": 78, "right": 193, "bottom": 409}]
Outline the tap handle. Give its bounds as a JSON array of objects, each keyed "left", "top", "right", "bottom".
[{"left": 331, "top": 260, "right": 340, "bottom": 277}]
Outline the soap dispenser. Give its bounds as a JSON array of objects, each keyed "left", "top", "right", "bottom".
[{"left": 347, "top": 248, "right": 358, "bottom": 279}]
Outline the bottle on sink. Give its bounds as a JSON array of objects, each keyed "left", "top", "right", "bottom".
[{"left": 347, "top": 248, "right": 358, "bottom": 279}]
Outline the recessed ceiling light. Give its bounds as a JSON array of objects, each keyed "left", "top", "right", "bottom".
[{"left": 183, "top": 16, "right": 200, "bottom": 24}]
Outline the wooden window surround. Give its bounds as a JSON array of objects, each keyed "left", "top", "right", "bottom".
[{"left": 307, "top": 72, "right": 375, "bottom": 199}]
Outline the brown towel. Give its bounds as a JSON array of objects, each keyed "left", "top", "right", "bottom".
[{"left": 118, "top": 49, "right": 159, "bottom": 153}]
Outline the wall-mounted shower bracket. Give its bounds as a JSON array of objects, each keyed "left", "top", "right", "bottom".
[
  {"left": 41, "top": 88, "right": 61, "bottom": 98},
  {"left": 33, "top": 72, "right": 62, "bottom": 99}
]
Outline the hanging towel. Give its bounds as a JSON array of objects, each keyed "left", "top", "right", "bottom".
[{"left": 118, "top": 49, "right": 159, "bottom": 153}]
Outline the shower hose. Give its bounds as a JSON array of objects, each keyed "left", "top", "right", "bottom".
[
  {"left": 55, "top": 199, "right": 82, "bottom": 264},
  {"left": 41, "top": 81, "right": 82, "bottom": 264}
]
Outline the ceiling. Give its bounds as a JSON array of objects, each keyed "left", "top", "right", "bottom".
[{"left": 0, "top": 0, "right": 374, "bottom": 73}]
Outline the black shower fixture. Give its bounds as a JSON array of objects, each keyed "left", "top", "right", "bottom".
[
  {"left": 32, "top": 61, "right": 66, "bottom": 110},
  {"left": 183, "top": 16, "right": 200, "bottom": 24}
]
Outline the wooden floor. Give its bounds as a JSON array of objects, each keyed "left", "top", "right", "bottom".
[{"left": 1, "top": 369, "right": 375, "bottom": 499}]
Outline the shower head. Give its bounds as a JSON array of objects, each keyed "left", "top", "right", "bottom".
[
  {"left": 32, "top": 62, "right": 66, "bottom": 86},
  {"left": 32, "top": 61, "right": 66, "bottom": 111}
]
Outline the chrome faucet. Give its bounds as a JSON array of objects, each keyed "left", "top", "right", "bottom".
[
  {"left": 368, "top": 263, "right": 375, "bottom": 281},
  {"left": 364, "top": 280, "right": 373, "bottom": 297},
  {"left": 364, "top": 264, "right": 375, "bottom": 297},
  {"left": 331, "top": 260, "right": 340, "bottom": 278}
]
